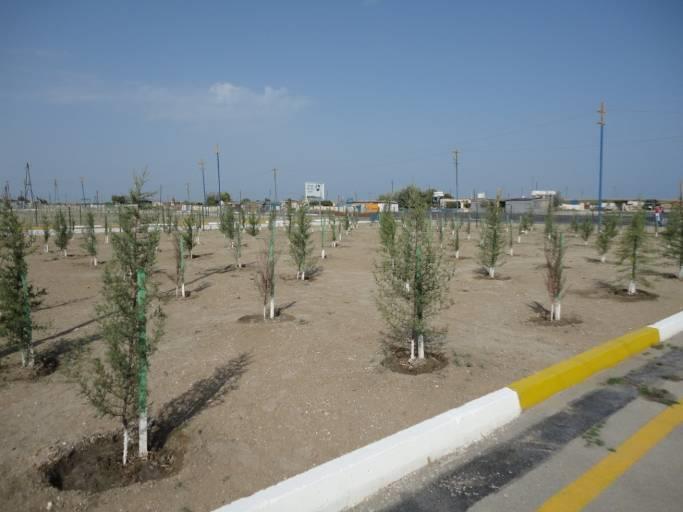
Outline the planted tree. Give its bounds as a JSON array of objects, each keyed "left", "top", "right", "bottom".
[
  {"left": 544, "top": 199, "right": 554, "bottom": 239},
  {"left": 466, "top": 215, "right": 472, "bottom": 240},
  {"left": 256, "top": 214, "right": 277, "bottom": 319},
  {"left": 80, "top": 174, "right": 163, "bottom": 465},
  {"left": 451, "top": 219, "right": 461, "bottom": 259},
  {"left": 319, "top": 208, "right": 327, "bottom": 259},
  {"left": 662, "top": 194, "right": 683, "bottom": 279},
  {"left": 479, "top": 196, "right": 505, "bottom": 278},
  {"left": 285, "top": 200, "right": 294, "bottom": 237},
  {"left": 181, "top": 214, "right": 196, "bottom": 258},
  {"left": 82, "top": 210, "right": 98, "bottom": 266},
  {"left": 343, "top": 212, "right": 351, "bottom": 234},
  {"left": 579, "top": 216, "right": 594, "bottom": 245},
  {"left": 570, "top": 215, "right": 579, "bottom": 236},
  {"left": 232, "top": 214, "right": 243, "bottom": 268},
  {"left": 436, "top": 213, "right": 444, "bottom": 248},
  {"left": 289, "top": 205, "right": 313, "bottom": 280},
  {"left": 329, "top": 213, "right": 338, "bottom": 247},
  {"left": 544, "top": 230, "right": 567, "bottom": 321},
  {"left": 375, "top": 200, "right": 450, "bottom": 361},
  {"left": 54, "top": 209, "right": 73, "bottom": 256},
  {"left": 616, "top": 211, "right": 650, "bottom": 295},
  {"left": 0, "top": 199, "right": 43, "bottom": 368},
  {"left": 220, "top": 205, "right": 236, "bottom": 247},
  {"left": 104, "top": 213, "right": 111, "bottom": 243},
  {"left": 172, "top": 232, "right": 186, "bottom": 297},
  {"left": 41, "top": 214, "right": 51, "bottom": 253},
  {"left": 378, "top": 207, "right": 397, "bottom": 265},
  {"left": 595, "top": 213, "right": 619, "bottom": 263},
  {"left": 247, "top": 211, "right": 260, "bottom": 236}
]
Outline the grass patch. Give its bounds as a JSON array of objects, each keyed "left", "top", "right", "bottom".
[
  {"left": 637, "top": 385, "right": 679, "bottom": 406},
  {"left": 582, "top": 421, "right": 606, "bottom": 448}
]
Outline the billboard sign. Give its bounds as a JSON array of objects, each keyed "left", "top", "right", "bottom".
[{"left": 305, "top": 182, "right": 325, "bottom": 200}]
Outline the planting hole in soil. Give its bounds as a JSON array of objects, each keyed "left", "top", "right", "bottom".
[
  {"left": 42, "top": 431, "right": 186, "bottom": 493},
  {"left": 237, "top": 313, "right": 295, "bottom": 323},
  {"left": 381, "top": 346, "right": 448, "bottom": 375}
]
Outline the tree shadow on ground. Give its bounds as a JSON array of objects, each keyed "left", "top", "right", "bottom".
[
  {"left": 149, "top": 352, "right": 251, "bottom": 450},
  {"left": 35, "top": 295, "right": 93, "bottom": 312}
]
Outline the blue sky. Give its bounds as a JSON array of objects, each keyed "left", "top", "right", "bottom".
[{"left": 1, "top": 0, "right": 681, "bottom": 202}]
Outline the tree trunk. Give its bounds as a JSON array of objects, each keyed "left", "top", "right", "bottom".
[
  {"left": 181, "top": 282, "right": 185, "bottom": 298},
  {"left": 139, "top": 410, "right": 148, "bottom": 460},
  {"left": 63, "top": 249, "right": 67, "bottom": 257},
  {"left": 105, "top": 234, "right": 109, "bottom": 244},
  {"left": 679, "top": 265, "right": 683, "bottom": 280},
  {"left": 122, "top": 427, "right": 129, "bottom": 466},
  {"left": 321, "top": 249, "right": 326, "bottom": 259},
  {"left": 301, "top": 270, "right": 305, "bottom": 281},
  {"left": 44, "top": 243, "right": 49, "bottom": 253},
  {"left": 627, "top": 280, "right": 637, "bottom": 295},
  {"left": 551, "top": 300, "right": 561, "bottom": 321},
  {"left": 175, "top": 285, "right": 179, "bottom": 298},
  {"left": 269, "top": 297, "right": 275, "bottom": 320},
  {"left": 409, "top": 338, "right": 415, "bottom": 361},
  {"left": 455, "top": 249, "right": 460, "bottom": 260},
  {"left": 600, "top": 254, "right": 606, "bottom": 263},
  {"left": 509, "top": 247, "right": 514, "bottom": 256},
  {"left": 417, "top": 334, "right": 425, "bottom": 360},
  {"left": 517, "top": 235, "right": 521, "bottom": 243},
  {"left": 488, "top": 267, "right": 495, "bottom": 278},
  {"left": 263, "top": 304, "right": 267, "bottom": 320},
  {"left": 93, "top": 256, "right": 98, "bottom": 266},
  {"left": 405, "top": 281, "right": 410, "bottom": 292},
  {"left": 467, "top": 234, "right": 471, "bottom": 240}
]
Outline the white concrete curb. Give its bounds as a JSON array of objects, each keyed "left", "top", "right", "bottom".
[
  {"left": 649, "top": 310, "right": 683, "bottom": 342},
  {"left": 214, "top": 388, "right": 521, "bottom": 512}
]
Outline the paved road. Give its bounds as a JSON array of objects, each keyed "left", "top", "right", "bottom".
[{"left": 351, "top": 334, "right": 683, "bottom": 512}]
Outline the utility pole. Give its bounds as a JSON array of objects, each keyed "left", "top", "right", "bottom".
[
  {"left": 199, "top": 159, "right": 207, "bottom": 229},
  {"left": 597, "top": 101, "right": 606, "bottom": 229},
  {"left": 452, "top": 149, "right": 460, "bottom": 209},
  {"left": 186, "top": 182, "right": 191, "bottom": 204},
  {"left": 215, "top": 144, "right": 222, "bottom": 214},
  {"left": 96, "top": 190, "right": 100, "bottom": 204},
  {"left": 272, "top": 168, "right": 278, "bottom": 204},
  {"left": 54, "top": 179, "right": 58, "bottom": 204},
  {"left": 80, "top": 177, "right": 87, "bottom": 204}
]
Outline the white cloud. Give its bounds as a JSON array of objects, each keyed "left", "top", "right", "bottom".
[{"left": 30, "top": 79, "right": 310, "bottom": 121}]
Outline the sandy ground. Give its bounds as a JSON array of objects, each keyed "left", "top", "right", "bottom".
[{"left": 1, "top": 221, "right": 681, "bottom": 512}]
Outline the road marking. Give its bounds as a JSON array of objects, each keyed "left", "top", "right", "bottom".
[{"left": 537, "top": 398, "right": 683, "bottom": 512}]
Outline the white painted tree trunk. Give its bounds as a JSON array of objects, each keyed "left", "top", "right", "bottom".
[
  {"left": 455, "top": 249, "right": 460, "bottom": 260},
  {"left": 600, "top": 254, "right": 606, "bottom": 263},
  {"left": 409, "top": 338, "right": 415, "bottom": 361},
  {"left": 517, "top": 235, "right": 521, "bottom": 243},
  {"left": 550, "top": 300, "right": 561, "bottom": 321},
  {"left": 63, "top": 249, "right": 67, "bottom": 257},
  {"left": 417, "top": 334, "right": 425, "bottom": 360},
  {"left": 122, "top": 427, "right": 129, "bottom": 466},
  {"left": 509, "top": 248, "right": 514, "bottom": 256},
  {"left": 467, "top": 234, "right": 471, "bottom": 240},
  {"left": 301, "top": 270, "right": 305, "bottom": 281},
  {"left": 321, "top": 249, "right": 326, "bottom": 259},
  {"left": 105, "top": 234, "right": 109, "bottom": 244},
  {"left": 679, "top": 265, "right": 683, "bottom": 280},
  {"left": 44, "top": 244, "right": 49, "bottom": 253},
  {"left": 269, "top": 297, "right": 275, "bottom": 319},
  {"left": 627, "top": 280, "right": 637, "bottom": 295},
  {"left": 263, "top": 304, "right": 267, "bottom": 320},
  {"left": 181, "top": 282, "right": 185, "bottom": 298},
  {"left": 488, "top": 267, "right": 495, "bottom": 278},
  {"left": 405, "top": 281, "right": 410, "bottom": 292},
  {"left": 139, "top": 411, "right": 148, "bottom": 460},
  {"left": 93, "top": 256, "right": 98, "bottom": 266},
  {"left": 175, "top": 285, "right": 179, "bottom": 298}
]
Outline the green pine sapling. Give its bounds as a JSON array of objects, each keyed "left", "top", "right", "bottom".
[
  {"left": 289, "top": 204, "right": 313, "bottom": 280},
  {"left": 247, "top": 211, "right": 260, "bottom": 236},
  {"left": 82, "top": 210, "right": 98, "bottom": 266},
  {"left": 41, "top": 214, "right": 51, "bottom": 253},
  {"left": 374, "top": 199, "right": 451, "bottom": 362},
  {"left": 579, "top": 216, "right": 594, "bottom": 245},
  {"left": 544, "top": 230, "right": 567, "bottom": 321},
  {"left": 80, "top": 174, "right": 163, "bottom": 465},
  {"left": 182, "top": 214, "right": 196, "bottom": 258},
  {"left": 0, "top": 199, "right": 43, "bottom": 368},
  {"left": 173, "top": 232, "right": 186, "bottom": 297},
  {"left": 544, "top": 199, "right": 554, "bottom": 239},
  {"left": 479, "top": 196, "right": 505, "bottom": 278},
  {"left": 662, "top": 193, "right": 683, "bottom": 279},
  {"left": 616, "top": 211, "right": 650, "bottom": 295},
  {"left": 54, "top": 209, "right": 73, "bottom": 257},
  {"left": 595, "top": 213, "right": 619, "bottom": 263}
]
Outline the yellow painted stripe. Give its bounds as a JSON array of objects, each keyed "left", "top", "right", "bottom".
[
  {"left": 510, "top": 327, "right": 660, "bottom": 409},
  {"left": 538, "top": 399, "right": 683, "bottom": 512}
]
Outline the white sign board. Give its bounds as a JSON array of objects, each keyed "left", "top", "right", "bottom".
[{"left": 305, "top": 182, "right": 325, "bottom": 200}]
